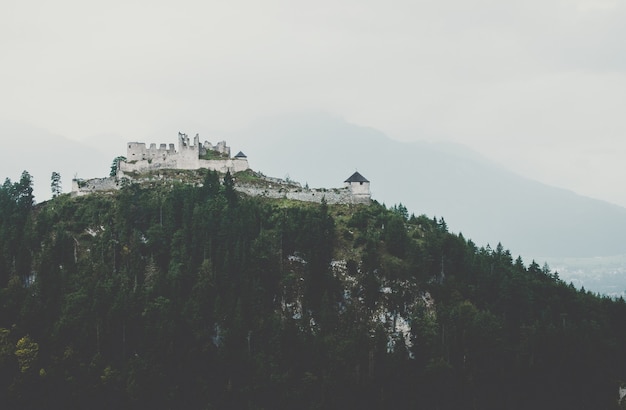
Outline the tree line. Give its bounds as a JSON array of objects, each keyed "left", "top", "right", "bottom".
[{"left": 0, "top": 169, "right": 625, "bottom": 409}]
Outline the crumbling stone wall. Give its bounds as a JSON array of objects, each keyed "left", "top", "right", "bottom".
[
  {"left": 202, "top": 140, "right": 230, "bottom": 157},
  {"left": 126, "top": 142, "right": 177, "bottom": 161},
  {"left": 120, "top": 133, "right": 249, "bottom": 175},
  {"left": 71, "top": 177, "right": 120, "bottom": 197},
  {"left": 234, "top": 185, "right": 370, "bottom": 205}
]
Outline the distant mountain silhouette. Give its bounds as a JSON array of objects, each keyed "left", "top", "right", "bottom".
[{"left": 230, "top": 112, "right": 626, "bottom": 258}]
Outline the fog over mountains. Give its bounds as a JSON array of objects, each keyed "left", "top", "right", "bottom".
[
  {"left": 3, "top": 113, "right": 626, "bottom": 263},
  {"left": 229, "top": 113, "right": 626, "bottom": 260}
]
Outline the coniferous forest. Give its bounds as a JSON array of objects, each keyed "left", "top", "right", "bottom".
[{"left": 1, "top": 169, "right": 626, "bottom": 409}]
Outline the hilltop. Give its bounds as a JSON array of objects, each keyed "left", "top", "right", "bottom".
[{"left": 71, "top": 133, "right": 371, "bottom": 205}]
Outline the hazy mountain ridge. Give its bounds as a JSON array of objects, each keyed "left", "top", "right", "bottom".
[{"left": 229, "top": 113, "right": 626, "bottom": 258}]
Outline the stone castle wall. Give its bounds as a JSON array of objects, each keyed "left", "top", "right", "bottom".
[
  {"left": 176, "top": 133, "right": 201, "bottom": 169},
  {"left": 71, "top": 177, "right": 120, "bottom": 197},
  {"left": 199, "top": 159, "right": 249, "bottom": 174},
  {"left": 119, "top": 158, "right": 249, "bottom": 175},
  {"left": 72, "top": 175, "right": 371, "bottom": 205},
  {"left": 126, "top": 142, "right": 176, "bottom": 161},
  {"left": 204, "top": 141, "right": 229, "bottom": 156},
  {"left": 235, "top": 185, "right": 370, "bottom": 205},
  {"left": 120, "top": 133, "right": 249, "bottom": 176},
  {"left": 119, "top": 158, "right": 178, "bottom": 174}
]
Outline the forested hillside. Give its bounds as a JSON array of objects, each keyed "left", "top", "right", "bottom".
[{"left": 1, "top": 170, "right": 626, "bottom": 409}]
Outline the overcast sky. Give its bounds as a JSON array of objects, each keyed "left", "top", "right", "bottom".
[{"left": 2, "top": 0, "right": 625, "bottom": 206}]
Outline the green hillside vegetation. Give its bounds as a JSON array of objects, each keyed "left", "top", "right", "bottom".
[
  {"left": 199, "top": 150, "right": 229, "bottom": 161},
  {"left": 1, "top": 170, "right": 626, "bottom": 409}
]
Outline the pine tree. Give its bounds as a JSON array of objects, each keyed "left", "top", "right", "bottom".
[
  {"left": 50, "top": 171, "right": 61, "bottom": 198},
  {"left": 110, "top": 156, "right": 126, "bottom": 177}
]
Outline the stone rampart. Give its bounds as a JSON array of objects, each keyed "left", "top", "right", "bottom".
[
  {"left": 71, "top": 177, "right": 120, "bottom": 197},
  {"left": 199, "top": 158, "right": 250, "bottom": 174},
  {"left": 235, "top": 185, "right": 369, "bottom": 205},
  {"left": 127, "top": 142, "right": 176, "bottom": 161},
  {"left": 72, "top": 174, "right": 370, "bottom": 205},
  {"left": 119, "top": 157, "right": 178, "bottom": 175},
  {"left": 118, "top": 157, "right": 249, "bottom": 176}
]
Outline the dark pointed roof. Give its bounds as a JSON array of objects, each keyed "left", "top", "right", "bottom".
[
  {"left": 345, "top": 171, "right": 369, "bottom": 183},
  {"left": 234, "top": 151, "right": 247, "bottom": 158}
]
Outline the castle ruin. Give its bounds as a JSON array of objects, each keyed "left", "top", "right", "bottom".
[
  {"left": 118, "top": 132, "right": 249, "bottom": 176},
  {"left": 72, "top": 133, "right": 371, "bottom": 205}
]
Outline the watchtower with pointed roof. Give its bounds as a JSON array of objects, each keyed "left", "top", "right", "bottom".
[{"left": 344, "top": 171, "right": 371, "bottom": 203}]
